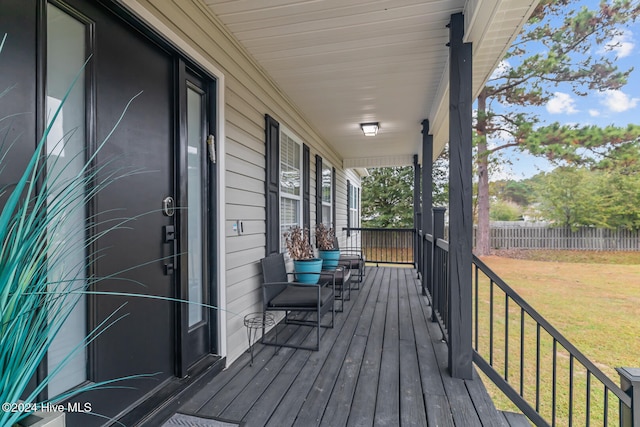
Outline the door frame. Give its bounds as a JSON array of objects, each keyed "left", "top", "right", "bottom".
[
  {"left": 28, "top": 0, "right": 227, "bottom": 421},
  {"left": 117, "top": 0, "right": 228, "bottom": 362},
  {"left": 39, "top": 0, "right": 228, "bottom": 389},
  {"left": 175, "top": 60, "right": 219, "bottom": 375}
]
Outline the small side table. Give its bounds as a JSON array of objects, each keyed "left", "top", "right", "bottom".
[{"left": 244, "top": 312, "right": 276, "bottom": 366}]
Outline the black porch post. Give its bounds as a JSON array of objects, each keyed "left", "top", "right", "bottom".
[
  {"left": 413, "top": 154, "right": 421, "bottom": 272},
  {"left": 421, "top": 120, "right": 433, "bottom": 296},
  {"left": 448, "top": 12, "right": 473, "bottom": 380}
]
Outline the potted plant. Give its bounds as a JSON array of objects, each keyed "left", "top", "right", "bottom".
[
  {"left": 316, "top": 223, "right": 340, "bottom": 270},
  {"left": 284, "top": 226, "right": 323, "bottom": 284}
]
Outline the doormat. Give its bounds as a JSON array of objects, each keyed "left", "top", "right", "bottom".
[{"left": 162, "top": 413, "right": 241, "bottom": 427}]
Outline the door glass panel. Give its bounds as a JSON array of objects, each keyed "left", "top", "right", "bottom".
[
  {"left": 187, "top": 87, "right": 204, "bottom": 327},
  {"left": 46, "top": 3, "right": 87, "bottom": 396}
]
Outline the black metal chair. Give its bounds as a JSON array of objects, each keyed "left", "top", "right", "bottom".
[
  {"left": 320, "top": 266, "right": 351, "bottom": 312},
  {"left": 333, "top": 237, "right": 365, "bottom": 288},
  {"left": 260, "top": 253, "right": 335, "bottom": 351}
]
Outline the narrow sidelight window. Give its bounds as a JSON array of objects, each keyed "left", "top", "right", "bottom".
[
  {"left": 46, "top": 2, "right": 89, "bottom": 396},
  {"left": 187, "top": 86, "right": 205, "bottom": 327}
]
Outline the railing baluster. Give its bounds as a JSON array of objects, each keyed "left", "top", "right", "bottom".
[
  {"left": 505, "top": 294, "right": 509, "bottom": 381},
  {"left": 552, "top": 339, "right": 557, "bottom": 427},
  {"left": 520, "top": 308, "right": 525, "bottom": 397},
  {"left": 474, "top": 265, "right": 479, "bottom": 351},
  {"left": 536, "top": 323, "right": 541, "bottom": 412},
  {"left": 569, "top": 355, "right": 574, "bottom": 427},
  {"left": 586, "top": 371, "right": 591, "bottom": 427},
  {"left": 603, "top": 386, "right": 608, "bottom": 426},
  {"left": 490, "top": 280, "right": 494, "bottom": 366}
]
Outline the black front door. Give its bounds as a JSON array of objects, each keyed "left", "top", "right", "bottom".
[
  {"left": 2, "top": 1, "right": 219, "bottom": 424},
  {"left": 54, "top": 0, "right": 177, "bottom": 424},
  {"left": 56, "top": 1, "right": 219, "bottom": 423}
]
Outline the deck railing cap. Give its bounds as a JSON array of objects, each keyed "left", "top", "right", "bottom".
[{"left": 618, "top": 367, "right": 640, "bottom": 382}]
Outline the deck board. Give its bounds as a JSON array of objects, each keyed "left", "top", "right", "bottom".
[
  {"left": 180, "top": 266, "right": 506, "bottom": 426},
  {"left": 375, "top": 268, "right": 400, "bottom": 426},
  {"left": 347, "top": 269, "right": 386, "bottom": 426}
]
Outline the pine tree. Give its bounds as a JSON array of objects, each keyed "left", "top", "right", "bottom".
[{"left": 475, "top": 0, "right": 640, "bottom": 254}]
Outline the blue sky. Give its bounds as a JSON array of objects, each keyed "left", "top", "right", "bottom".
[{"left": 485, "top": 0, "right": 640, "bottom": 180}]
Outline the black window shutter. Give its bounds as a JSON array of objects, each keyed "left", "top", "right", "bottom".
[
  {"left": 315, "top": 155, "right": 323, "bottom": 226},
  {"left": 332, "top": 167, "right": 336, "bottom": 229},
  {"left": 346, "top": 179, "right": 351, "bottom": 236},
  {"left": 303, "top": 144, "right": 310, "bottom": 240},
  {"left": 265, "top": 114, "right": 280, "bottom": 256}
]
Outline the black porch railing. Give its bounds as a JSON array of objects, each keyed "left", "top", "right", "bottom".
[
  {"left": 342, "top": 227, "right": 415, "bottom": 265},
  {"left": 423, "top": 208, "right": 636, "bottom": 426},
  {"left": 342, "top": 220, "right": 637, "bottom": 426},
  {"left": 471, "top": 256, "right": 632, "bottom": 427}
]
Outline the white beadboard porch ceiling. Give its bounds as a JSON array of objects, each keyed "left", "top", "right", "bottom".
[{"left": 203, "top": 0, "right": 538, "bottom": 168}]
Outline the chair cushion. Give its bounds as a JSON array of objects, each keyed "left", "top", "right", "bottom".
[
  {"left": 269, "top": 286, "right": 334, "bottom": 308},
  {"left": 340, "top": 256, "right": 362, "bottom": 269},
  {"left": 320, "top": 269, "right": 351, "bottom": 285}
]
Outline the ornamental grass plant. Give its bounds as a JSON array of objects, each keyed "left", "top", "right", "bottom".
[{"left": 0, "top": 34, "right": 149, "bottom": 426}]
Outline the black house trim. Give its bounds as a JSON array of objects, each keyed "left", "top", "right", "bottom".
[
  {"left": 303, "top": 144, "right": 311, "bottom": 239},
  {"left": 331, "top": 167, "right": 336, "bottom": 229},
  {"left": 265, "top": 114, "right": 280, "bottom": 256},
  {"left": 315, "top": 154, "right": 323, "bottom": 226}
]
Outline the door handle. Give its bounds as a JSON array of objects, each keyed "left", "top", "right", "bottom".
[
  {"left": 162, "top": 196, "right": 175, "bottom": 217},
  {"left": 164, "top": 263, "right": 175, "bottom": 275},
  {"left": 163, "top": 225, "right": 177, "bottom": 276}
]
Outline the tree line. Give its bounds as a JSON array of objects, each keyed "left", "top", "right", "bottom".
[
  {"left": 362, "top": 145, "right": 640, "bottom": 233},
  {"left": 361, "top": 0, "right": 640, "bottom": 247}
]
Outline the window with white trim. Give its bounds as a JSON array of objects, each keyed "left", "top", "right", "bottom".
[
  {"left": 349, "top": 182, "right": 360, "bottom": 229},
  {"left": 321, "top": 162, "right": 332, "bottom": 226},
  {"left": 280, "top": 129, "right": 303, "bottom": 249}
]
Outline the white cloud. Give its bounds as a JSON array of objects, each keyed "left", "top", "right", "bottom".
[
  {"left": 599, "top": 90, "right": 640, "bottom": 112},
  {"left": 601, "top": 30, "right": 635, "bottom": 58},
  {"left": 546, "top": 92, "right": 578, "bottom": 114},
  {"left": 490, "top": 60, "right": 511, "bottom": 80},
  {"left": 588, "top": 109, "right": 600, "bottom": 117}
]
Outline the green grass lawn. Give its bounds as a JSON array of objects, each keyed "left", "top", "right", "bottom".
[{"left": 476, "top": 251, "right": 640, "bottom": 426}]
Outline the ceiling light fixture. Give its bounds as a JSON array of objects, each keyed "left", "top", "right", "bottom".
[{"left": 360, "top": 122, "right": 379, "bottom": 137}]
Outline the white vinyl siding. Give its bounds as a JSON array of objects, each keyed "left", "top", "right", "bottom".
[{"left": 130, "top": 0, "right": 363, "bottom": 364}]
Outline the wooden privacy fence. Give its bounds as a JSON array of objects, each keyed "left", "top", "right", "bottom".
[
  {"left": 343, "top": 227, "right": 415, "bottom": 265},
  {"left": 488, "top": 226, "right": 640, "bottom": 251}
]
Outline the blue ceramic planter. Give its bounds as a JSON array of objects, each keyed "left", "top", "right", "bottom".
[
  {"left": 319, "top": 249, "right": 340, "bottom": 270},
  {"left": 293, "top": 258, "right": 323, "bottom": 284}
]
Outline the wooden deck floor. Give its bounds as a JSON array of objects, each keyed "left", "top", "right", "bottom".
[{"left": 178, "top": 267, "right": 518, "bottom": 426}]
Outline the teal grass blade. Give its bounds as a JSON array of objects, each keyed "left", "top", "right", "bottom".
[
  {"left": 0, "top": 48, "right": 142, "bottom": 425},
  {"left": 0, "top": 34, "right": 241, "bottom": 425}
]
